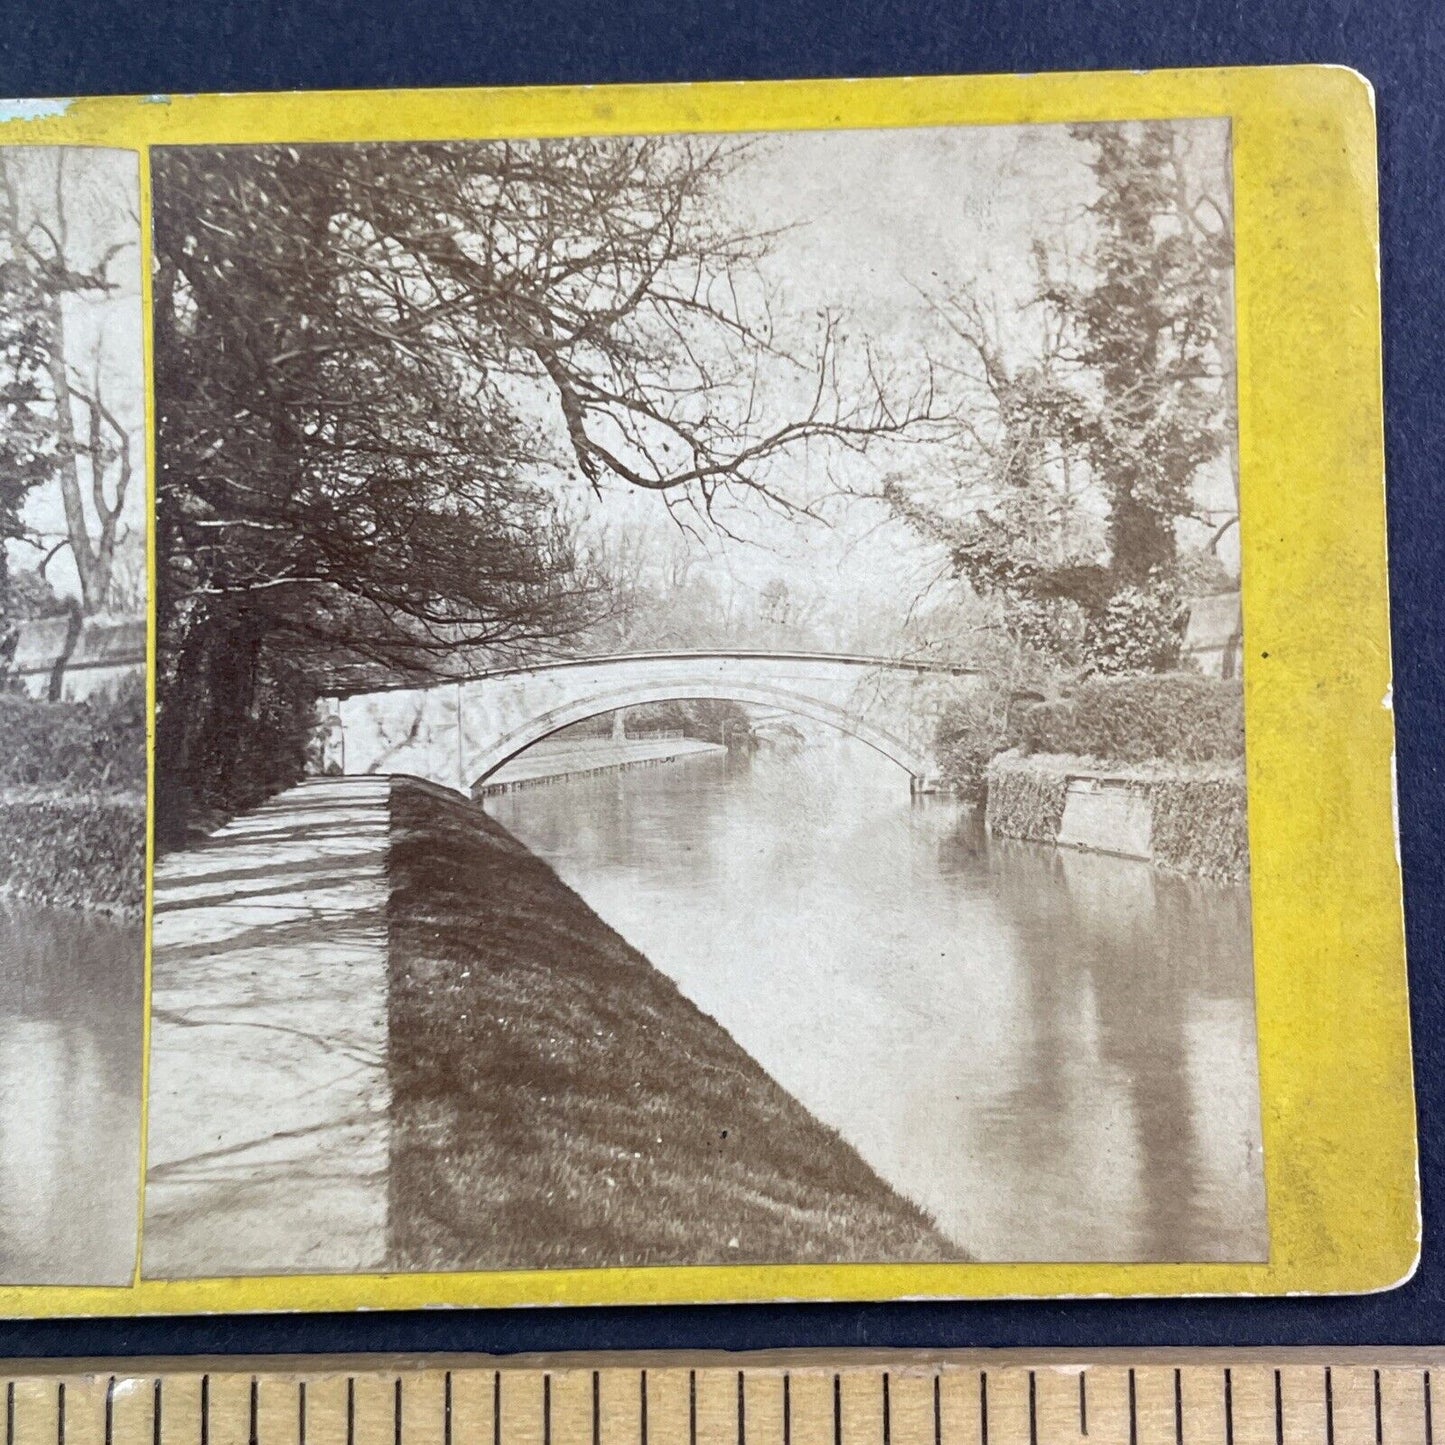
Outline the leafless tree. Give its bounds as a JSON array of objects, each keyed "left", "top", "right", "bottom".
[{"left": 0, "top": 151, "right": 138, "bottom": 614}]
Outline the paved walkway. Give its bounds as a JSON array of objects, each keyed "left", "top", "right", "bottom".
[
  {"left": 142, "top": 777, "right": 392, "bottom": 1278},
  {"left": 141, "top": 742, "right": 724, "bottom": 1277}
]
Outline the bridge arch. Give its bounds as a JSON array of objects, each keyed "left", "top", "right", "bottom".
[
  {"left": 464, "top": 680, "right": 934, "bottom": 792},
  {"left": 328, "top": 651, "right": 972, "bottom": 795}
]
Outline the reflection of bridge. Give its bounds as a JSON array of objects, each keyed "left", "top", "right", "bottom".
[{"left": 319, "top": 651, "right": 981, "bottom": 795}]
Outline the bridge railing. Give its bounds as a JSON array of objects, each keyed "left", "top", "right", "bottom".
[{"left": 328, "top": 649, "right": 982, "bottom": 698}]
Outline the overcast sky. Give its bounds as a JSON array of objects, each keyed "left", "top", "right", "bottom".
[{"left": 569, "top": 119, "right": 1237, "bottom": 635}]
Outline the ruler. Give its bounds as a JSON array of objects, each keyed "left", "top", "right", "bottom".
[{"left": 1, "top": 1354, "right": 1439, "bottom": 1445}]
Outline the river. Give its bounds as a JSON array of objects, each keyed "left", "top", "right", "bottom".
[
  {"left": 0, "top": 901, "right": 143, "bottom": 1284},
  {"left": 487, "top": 734, "right": 1269, "bottom": 1263}
]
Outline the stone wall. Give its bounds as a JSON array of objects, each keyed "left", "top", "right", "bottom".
[{"left": 6, "top": 612, "right": 146, "bottom": 701}]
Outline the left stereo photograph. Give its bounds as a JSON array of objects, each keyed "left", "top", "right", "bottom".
[{"left": 0, "top": 147, "right": 147, "bottom": 1287}]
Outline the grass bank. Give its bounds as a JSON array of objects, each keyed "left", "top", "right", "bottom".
[{"left": 385, "top": 777, "right": 959, "bottom": 1270}]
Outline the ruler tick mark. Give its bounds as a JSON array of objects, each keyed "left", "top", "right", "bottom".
[
  {"left": 443, "top": 1374, "right": 451, "bottom": 1445},
  {"left": 933, "top": 1376, "right": 941, "bottom": 1445},
  {"left": 154, "top": 1379, "right": 162, "bottom": 1445},
  {"left": 6, "top": 1381, "right": 13, "bottom": 1445},
  {"left": 1028, "top": 1373, "right": 1037, "bottom": 1445},
  {"left": 883, "top": 1373, "right": 891, "bottom": 1445},
  {"left": 249, "top": 1378, "right": 258, "bottom": 1445},
  {"left": 1174, "top": 1368, "right": 1183, "bottom": 1445},
  {"left": 497, "top": 1374, "right": 504, "bottom": 1445},
  {"left": 1079, "top": 1373, "right": 1088, "bottom": 1437},
  {"left": 395, "top": 1378, "right": 403, "bottom": 1445},
  {"left": 346, "top": 1380, "right": 354, "bottom": 1445},
  {"left": 980, "top": 1372, "right": 989, "bottom": 1445},
  {"left": 105, "top": 1378, "right": 115, "bottom": 1445},
  {"left": 298, "top": 1382, "right": 305, "bottom": 1445},
  {"left": 1375, "top": 1370, "right": 1383, "bottom": 1445},
  {"left": 1326, "top": 1369, "right": 1335, "bottom": 1445},
  {"left": 201, "top": 1377, "right": 209, "bottom": 1445},
  {"left": 690, "top": 1372, "right": 697, "bottom": 1445},
  {"left": 592, "top": 1372, "right": 600, "bottom": 1445},
  {"left": 1427, "top": 1371, "right": 1434, "bottom": 1445},
  {"left": 1224, "top": 1369, "right": 1234, "bottom": 1445},
  {"left": 637, "top": 1371, "right": 644, "bottom": 1445},
  {"left": 544, "top": 1375, "right": 552, "bottom": 1445},
  {"left": 737, "top": 1372, "right": 745, "bottom": 1445},
  {"left": 784, "top": 1375, "right": 791, "bottom": 1445},
  {"left": 1128, "top": 1370, "right": 1137, "bottom": 1445},
  {"left": 57, "top": 1382, "right": 65, "bottom": 1445},
  {"left": 1274, "top": 1370, "right": 1284, "bottom": 1445},
  {"left": 834, "top": 1375, "right": 842, "bottom": 1445}
]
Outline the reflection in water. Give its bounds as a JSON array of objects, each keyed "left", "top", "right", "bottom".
[
  {"left": 0, "top": 902, "right": 143, "bottom": 1284},
  {"left": 489, "top": 736, "right": 1268, "bottom": 1263}
]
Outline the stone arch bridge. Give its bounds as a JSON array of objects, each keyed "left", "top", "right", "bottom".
[{"left": 319, "top": 651, "right": 981, "bottom": 795}]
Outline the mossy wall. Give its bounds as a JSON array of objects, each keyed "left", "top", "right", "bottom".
[
  {"left": 985, "top": 753, "right": 1249, "bottom": 883},
  {"left": 1147, "top": 775, "right": 1250, "bottom": 882},
  {"left": 984, "top": 755, "right": 1071, "bottom": 843}
]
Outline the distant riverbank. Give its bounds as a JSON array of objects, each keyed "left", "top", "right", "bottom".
[{"left": 475, "top": 735, "right": 727, "bottom": 795}]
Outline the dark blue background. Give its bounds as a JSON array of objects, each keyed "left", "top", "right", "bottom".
[{"left": 0, "top": 0, "right": 1440, "bottom": 1359}]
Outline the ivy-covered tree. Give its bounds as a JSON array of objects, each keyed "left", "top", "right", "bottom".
[
  {"left": 0, "top": 214, "right": 54, "bottom": 616},
  {"left": 1059, "top": 122, "right": 1233, "bottom": 591},
  {"left": 889, "top": 122, "right": 1235, "bottom": 674}
]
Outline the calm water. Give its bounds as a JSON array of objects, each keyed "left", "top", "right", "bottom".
[
  {"left": 489, "top": 736, "right": 1268, "bottom": 1262},
  {"left": 0, "top": 901, "right": 143, "bottom": 1284}
]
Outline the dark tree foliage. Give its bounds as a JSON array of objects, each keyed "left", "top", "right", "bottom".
[
  {"left": 3, "top": 566, "right": 67, "bottom": 622},
  {"left": 155, "top": 139, "right": 924, "bottom": 830},
  {"left": 154, "top": 147, "right": 587, "bottom": 825}
]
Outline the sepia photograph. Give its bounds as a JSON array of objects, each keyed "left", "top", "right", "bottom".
[
  {"left": 140, "top": 120, "right": 1265, "bottom": 1278},
  {"left": 0, "top": 147, "right": 148, "bottom": 1285}
]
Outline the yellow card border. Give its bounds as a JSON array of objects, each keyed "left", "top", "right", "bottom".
[{"left": 0, "top": 64, "right": 1413, "bottom": 1314}]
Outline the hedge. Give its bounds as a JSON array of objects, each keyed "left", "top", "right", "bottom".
[
  {"left": 0, "top": 791, "right": 146, "bottom": 912},
  {"left": 1013, "top": 673, "right": 1243, "bottom": 765},
  {"left": 0, "top": 679, "right": 146, "bottom": 789}
]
